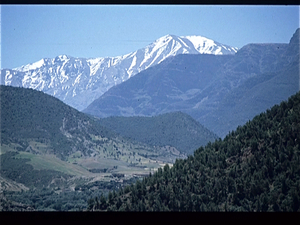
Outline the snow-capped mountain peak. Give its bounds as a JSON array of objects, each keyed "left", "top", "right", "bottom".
[{"left": 3, "top": 34, "right": 238, "bottom": 111}]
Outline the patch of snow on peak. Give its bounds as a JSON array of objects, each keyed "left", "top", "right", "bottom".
[
  {"left": 183, "top": 36, "right": 215, "bottom": 53},
  {"left": 14, "top": 59, "right": 45, "bottom": 71},
  {"left": 58, "top": 55, "right": 70, "bottom": 60}
]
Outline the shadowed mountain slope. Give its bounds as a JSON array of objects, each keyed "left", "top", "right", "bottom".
[{"left": 84, "top": 29, "right": 299, "bottom": 138}]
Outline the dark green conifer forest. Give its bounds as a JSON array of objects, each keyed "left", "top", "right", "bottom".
[
  {"left": 88, "top": 91, "right": 300, "bottom": 211},
  {"left": 98, "top": 112, "right": 219, "bottom": 155}
]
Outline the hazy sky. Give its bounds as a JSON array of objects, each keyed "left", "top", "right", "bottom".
[{"left": 1, "top": 5, "right": 299, "bottom": 69}]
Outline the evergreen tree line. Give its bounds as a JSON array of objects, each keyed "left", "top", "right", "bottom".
[{"left": 88, "top": 91, "right": 300, "bottom": 211}]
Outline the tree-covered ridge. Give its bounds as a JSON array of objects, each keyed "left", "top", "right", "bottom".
[
  {"left": 0, "top": 85, "right": 116, "bottom": 160},
  {"left": 88, "top": 91, "right": 300, "bottom": 211},
  {"left": 98, "top": 112, "right": 218, "bottom": 155},
  {"left": 1, "top": 85, "right": 182, "bottom": 164}
]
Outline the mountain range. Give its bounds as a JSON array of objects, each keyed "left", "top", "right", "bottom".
[
  {"left": 1, "top": 29, "right": 299, "bottom": 211},
  {"left": 84, "top": 28, "right": 300, "bottom": 138},
  {"left": 1, "top": 34, "right": 237, "bottom": 111}
]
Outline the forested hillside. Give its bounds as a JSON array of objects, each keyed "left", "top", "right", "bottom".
[
  {"left": 98, "top": 112, "right": 218, "bottom": 155},
  {"left": 0, "top": 85, "right": 115, "bottom": 160},
  {"left": 0, "top": 85, "right": 183, "bottom": 168},
  {"left": 88, "top": 91, "right": 300, "bottom": 211},
  {"left": 0, "top": 85, "right": 187, "bottom": 211}
]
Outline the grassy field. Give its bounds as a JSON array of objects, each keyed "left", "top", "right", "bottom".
[
  {"left": 14, "top": 151, "right": 92, "bottom": 177},
  {"left": 1, "top": 138, "right": 174, "bottom": 186}
]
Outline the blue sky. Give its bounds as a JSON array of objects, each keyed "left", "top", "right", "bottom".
[{"left": 1, "top": 5, "right": 299, "bottom": 69}]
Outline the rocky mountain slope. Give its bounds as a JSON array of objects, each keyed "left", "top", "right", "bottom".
[
  {"left": 84, "top": 28, "right": 299, "bottom": 138},
  {"left": 1, "top": 35, "right": 237, "bottom": 111}
]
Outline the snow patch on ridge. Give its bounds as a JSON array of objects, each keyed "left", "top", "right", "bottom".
[{"left": 15, "top": 59, "right": 45, "bottom": 71}]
